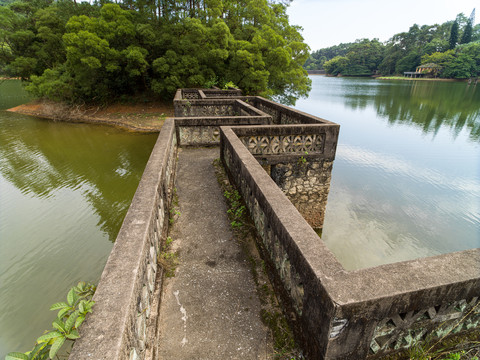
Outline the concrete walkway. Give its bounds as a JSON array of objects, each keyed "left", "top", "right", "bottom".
[{"left": 157, "top": 147, "right": 270, "bottom": 359}]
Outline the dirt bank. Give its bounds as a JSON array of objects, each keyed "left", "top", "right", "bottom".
[
  {"left": 8, "top": 99, "right": 174, "bottom": 132},
  {"left": 376, "top": 76, "right": 468, "bottom": 82}
]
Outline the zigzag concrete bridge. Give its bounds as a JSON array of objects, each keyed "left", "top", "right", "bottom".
[{"left": 69, "top": 89, "right": 480, "bottom": 359}]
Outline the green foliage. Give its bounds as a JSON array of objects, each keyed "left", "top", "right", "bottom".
[
  {"left": 298, "top": 151, "right": 308, "bottom": 165},
  {"left": 420, "top": 43, "right": 480, "bottom": 78},
  {"left": 159, "top": 235, "right": 178, "bottom": 278},
  {"left": 222, "top": 81, "right": 237, "bottom": 89},
  {"left": 224, "top": 189, "right": 246, "bottom": 229},
  {"left": 472, "top": 24, "right": 480, "bottom": 42},
  {"left": 314, "top": 39, "right": 383, "bottom": 76},
  {"left": 2, "top": 0, "right": 311, "bottom": 105},
  {"left": 442, "top": 53, "right": 476, "bottom": 78},
  {"left": 0, "top": 0, "right": 84, "bottom": 79},
  {"left": 449, "top": 20, "right": 459, "bottom": 49},
  {"left": 323, "top": 56, "right": 349, "bottom": 76},
  {"left": 460, "top": 19, "right": 473, "bottom": 44},
  {"left": 341, "top": 64, "right": 371, "bottom": 76},
  {"left": 395, "top": 51, "right": 421, "bottom": 74},
  {"left": 6, "top": 282, "right": 96, "bottom": 360},
  {"left": 345, "top": 38, "right": 384, "bottom": 72},
  {"left": 421, "top": 50, "right": 455, "bottom": 68},
  {"left": 308, "top": 12, "right": 478, "bottom": 78},
  {"left": 307, "top": 42, "right": 353, "bottom": 70}
]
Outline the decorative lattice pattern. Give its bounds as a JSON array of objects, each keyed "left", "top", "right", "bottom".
[
  {"left": 182, "top": 91, "right": 200, "bottom": 99},
  {"left": 204, "top": 91, "right": 241, "bottom": 98},
  {"left": 369, "top": 297, "right": 480, "bottom": 355},
  {"left": 240, "top": 134, "right": 325, "bottom": 155},
  {"left": 180, "top": 104, "right": 235, "bottom": 117},
  {"left": 179, "top": 126, "right": 220, "bottom": 145}
]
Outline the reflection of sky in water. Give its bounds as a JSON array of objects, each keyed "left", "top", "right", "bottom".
[{"left": 295, "top": 76, "right": 480, "bottom": 270}]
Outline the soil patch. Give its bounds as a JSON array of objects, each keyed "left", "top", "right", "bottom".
[
  {"left": 376, "top": 76, "right": 467, "bottom": 82},
  {"left": 8, "top": 99, "right": 174, "bottom": 132}
]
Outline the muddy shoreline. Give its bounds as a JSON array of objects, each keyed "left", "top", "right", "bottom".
[{"left": 8, "top": 99, "right": 174, "bottom": 132}]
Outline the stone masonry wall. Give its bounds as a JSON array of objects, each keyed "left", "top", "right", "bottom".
[
  {"left": 270, "top": 160, "right": 333, "bottom": 229},
  {"left": 233, "top": 122, "right": 339, "bottom": 231},
  {"left": 251, "top": 96, "right": 333, "bottom": 125},
  {"left": 69, "top": 119, "right": 178, "bottom": 360},
  {"left": 220, "top": 126, "right": 340, "bottom": 358}
]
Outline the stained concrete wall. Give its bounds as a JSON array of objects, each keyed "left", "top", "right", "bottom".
[
  {"left": 70, "top": 89, "right": 480, "bottom": 360},
  {"left": 270, "top": 160, "right": 333, "bottom": 229},
  {"left": 173, "top": 97, "right": 273, "bottom": 146},
  {"left": 232, "top": 123, "right": 339, "bottom": 230},
  {"left": 220, "top": 124, "right": 480, "bottom": 359},
  {"left": 220, "top": 126, "right": 339, "bottom": 357},
  {"left": 69, "top": 119, "right": 178, "bottom": 360},
  {"left": 250, "top": 96, "right": 335, "bottom": 126}
]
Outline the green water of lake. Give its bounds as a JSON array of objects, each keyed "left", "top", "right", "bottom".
[
  {"left": 295, "top": 76, "right": 480, "bottom": 270},
  {"left": 0, "top": 80, "right": 158, "bottom": 357}
]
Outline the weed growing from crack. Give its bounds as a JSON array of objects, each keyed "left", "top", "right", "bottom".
[
  {"left": 297, "top": 151, "right": 308, "bottom": 166},
  {"left": 224, "top": 189, "right": 245, "bottom": 229},
  {"left": 158, "top": 236, "right": 178, "bottom": 278}
]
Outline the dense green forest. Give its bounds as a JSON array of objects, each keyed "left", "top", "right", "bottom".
[
  {"left": 0, "top": 0, "right": 311, "bottom": 104},
  {"left": 305, "top": 12, "right": 480, "bottom": 79}
]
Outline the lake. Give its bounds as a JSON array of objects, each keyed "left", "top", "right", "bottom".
[
  {"left": 0, "top": 80, "right": 158, "bottom": 357},
  {"left": 295, "top": 76, "right": 480, "bottom": 270}
]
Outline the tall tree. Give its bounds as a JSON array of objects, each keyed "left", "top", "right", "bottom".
[
  {"left": 460, "top": 10, "right": 474, "bottom": 44},
  {"left": 461, "top": 20, "right": 473, "bottom": 44},
  {"left": 449, "top": 20, "right": 459, "bottom": 49}
]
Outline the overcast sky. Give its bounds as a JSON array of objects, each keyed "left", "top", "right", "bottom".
[{"left": 286, "top": 0, "right": 478, "bottom": 51}]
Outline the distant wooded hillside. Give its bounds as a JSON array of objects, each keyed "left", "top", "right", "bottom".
[{"left": 305, "top": 12, "right": 480, "bottom": 79}]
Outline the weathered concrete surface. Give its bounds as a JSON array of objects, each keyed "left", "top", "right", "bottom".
[{"left": 157, "top": 147, "right": 270, "bottom": 359}]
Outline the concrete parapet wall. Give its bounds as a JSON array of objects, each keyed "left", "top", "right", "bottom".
[
  {"left": 251, "top": 96, "right": 335, "bottom": 125},
  {"left": 232, "top": 124, "right": 339, "bottom": 229},
  {"left": 176, "top": 88, "right": 242, "bottom": 101},
  {"left": 175, "top": 99, "right": 237, "bottom": 117},
  {"left": 220, "top": 126, "right": 341, "bottom": 357},
  {"left": 70, "top": 88, "right": 480, "bottom": 360},
  {"left": 174, "top": 116, "right": 271, "bottom": 146},
  {"left": 69, "top": 118, "right": 178, "bottom": 360},
  {"left": 232, "top": 124, "right": 339, "bottom": 159},
  {"left": 173, "top": 98, "right": 273, "bottom": 146},
  {"left": 220, "top": 125, "right": 480, "bottom": 359}
]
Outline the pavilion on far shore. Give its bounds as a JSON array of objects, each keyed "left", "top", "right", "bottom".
[{"left": 404, "top": 63, "right": 442, "bottom": 78}]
